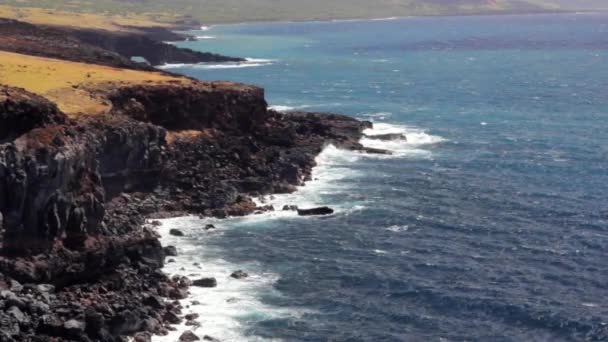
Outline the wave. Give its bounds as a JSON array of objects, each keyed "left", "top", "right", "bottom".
[
  {"left": 245, "top": 58, "right": 277, "bottom": 63},
  {"left": 361, "top": 111, "right": 392, "bottom": 120},
  {"left": 200, "top": 25, "right": 212, "bottom": 31},
  {"left": 158, "top": 59, "right": 276, "bottom": 70},
  {"left": 268, "top": 104, "right": 312, "bottom": 112},
  {"left": 195, "top": 35, "right": 217, "bottom": 40},
  {"left": 371, "top": 17, "right": 400, "bottom": 21},
  {"left": 193, "top": 63, "right": 272, "bottom": 69},
  {"left": 254, "top": 144, "right": 362, "bottom": 212},
  {"left": 361, "top": 123, "right": 445, "bottom": 157},
  {"left": 152, "top": 216, "right": 306, "bottom": 342}
]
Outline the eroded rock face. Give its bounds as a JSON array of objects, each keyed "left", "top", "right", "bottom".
[
  {"left": 108, "top": 81, "right": 268, "bottom": 133},
  {"left": 0, "top": 86, "right": 66, "bottom": 142}
]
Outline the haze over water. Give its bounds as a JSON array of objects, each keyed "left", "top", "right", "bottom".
[{"left": 158, "top": 13, "right": 608, "bottom": 341}]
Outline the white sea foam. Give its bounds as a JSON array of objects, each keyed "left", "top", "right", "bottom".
[
  {"left": 193, "top": 63, "right": 272, "bottom": 69},
  {"left": 254, "top": 145, "right": 362, "bottom": 212},
  {"left": 200, "top": 25, "right": 212, "bottom": 31},
  {"left": 245, "top": 58, "right": 277, "bottom": 63},
  {"left": 196, "top": 35, "right": 217, "bottom": 40},
  {"left": 157, "top": 63, "right": 187, "bottom": 69},
  {"left": 268, "top": 104, "right": 313, "bottom": 112},
  {"left": 361, "top": 111, "right": 392, "bottom": 120},
  {"left": 158, "top": 59, "right": 276, "bottom": 70},
  {"left": 151, "top": 216, "right": 307, "bottom": 342},
  {"left": 386, "top": 225, "right": 409, "bottom": 232},
  {"left": 361, "top": 122, "right": 445, "bottom": 157},
  {"left": 371, "top": 17, "right": 400, "bottom": 21}
]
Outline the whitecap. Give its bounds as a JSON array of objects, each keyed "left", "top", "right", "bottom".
[
  {"left": 200, "top": 25, "right": 212, "bottom": 31},
  {"left": 157, "top": 63, "right": 187, "bottom": 69},
  {"left": 193, "top": 63, "right": 272, "bottom": 69},
  {"left": 196, "top": 35, "right": 217, "bottom": 40},
  {"left": 361, "top": 123, "right": 445, "bottom": 157},
  {"left": 268, "top": 104, "right": 312, "bottom": 112},
  {"left": 361, "top": 112, "right": 392, "bottom": 120},
  {"left": 245, "top": 58, "right": 277, "bottom": 63},
  {"left": 371, "top": 17, "right": 400, "bottom": 21},
  {"left": 386, "top": 225, "right": 409, "bottom": 232}
]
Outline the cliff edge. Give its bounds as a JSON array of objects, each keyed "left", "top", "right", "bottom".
[{"left": 0, "top": 72, "right": 370, "bottom": 341}]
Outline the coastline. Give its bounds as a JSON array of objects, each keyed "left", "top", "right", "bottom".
[
  {"left": 1, "top": 7, "right": 605, "bottom": 342},
  {"left": 183, "top": 8, "right": 599, "bottom": 27}
]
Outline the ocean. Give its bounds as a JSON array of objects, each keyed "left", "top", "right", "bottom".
[{"left": 154, "top": 13, "right": 608, "bottom": 341}]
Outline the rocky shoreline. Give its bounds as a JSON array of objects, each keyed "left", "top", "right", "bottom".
[
  {"left": 0, "top": 72, "right": 375, "bottom": 341},
  {"left": 0, "top": 18, "right": 243, "bottom": 69}
]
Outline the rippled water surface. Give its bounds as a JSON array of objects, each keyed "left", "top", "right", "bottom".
[{"left": 156, "top": 14, "right": 608, "bottom": 341}]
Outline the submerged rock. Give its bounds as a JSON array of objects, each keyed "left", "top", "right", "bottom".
[
  {"left": 169, "top": 229, "right": 185, "bottom": 237},
  {"left": 192, "top": 278, "right": 217, "bottom": 288},
  {"left": 361, "top": 147, "right": 393, "bottom": 155},
  {"left": 364, "top": 133, "right": 406, "bottom": 141},
  {"left": 179, "top": 330, "right": 200, "bottom": 341},
  {"left": 297, "top": 207, "right": 335, "bottom": 216},
  {"left": 230, "top": 270, "right": 249, "bottom": 279},
  {"left": 282, "top": 205, "right": 299, "bottom": 211}
]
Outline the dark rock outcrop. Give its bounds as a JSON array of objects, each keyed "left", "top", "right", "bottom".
[
  {"left": 230, "top": 270, "right": 249, "bottom": 279},
  {"left": 0, "top": 86, "right": 66, "bottom": 142},
  {"left": 364, "top": 133, "right": 406, "bottom": 141},
  {"left": 68, "top": 28, "right": 245, "bottom": 66},
  {"left": 0, "top": 18, "right": 148, "bottom": 70},
  {"left": 0, "top": 18, "right": 243, "bottom": 69},
  {"left": 179, "top": 330, "right": 200, "bottom": 342},
  {"left": 192, "top": 278, "right": 217, "bottom": 288},
  {"left": 297, "top": 207, "right": 335, "bottom": 216}
]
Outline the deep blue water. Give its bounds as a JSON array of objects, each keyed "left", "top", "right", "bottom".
[{"left": 160, "top": 14, "right": 608, "bottom": 341}]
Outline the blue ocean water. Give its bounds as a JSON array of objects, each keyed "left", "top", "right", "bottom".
[{"left": 157, "top": 14, "right": 608, "bottom": 341}]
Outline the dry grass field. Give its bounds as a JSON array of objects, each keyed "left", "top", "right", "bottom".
[
  {"left": 0, "top": 5, "right": 176, "bottom": 31},
  {"left": 0, "top": 51, "right": 188, "bottom": 116}
]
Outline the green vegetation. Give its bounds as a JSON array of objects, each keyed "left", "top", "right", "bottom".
[{"left": 0, "top": 0, "right": 603, "bottom": 25}]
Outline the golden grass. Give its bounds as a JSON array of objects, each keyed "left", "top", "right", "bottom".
[
  {"left": 0, "top": 5, "right": 176, "bottom": 32},
  {"left": 0, "top": 51, "right": 188, "bottom": 117},
  {"left": 166, "top": 130, "right": 205, "bottom": 144}
]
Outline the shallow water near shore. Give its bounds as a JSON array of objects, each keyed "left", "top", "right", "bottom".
[{"left": 156, "top": 14, "right": 608, "bottom": 341}]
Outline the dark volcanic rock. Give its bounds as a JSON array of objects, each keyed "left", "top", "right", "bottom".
[
  {"left": 364, "top": 133, "right": 406, "bottom": 141},
  {"left": 0, "top": 86, "right": 66, "bottom": 142},
  {"left": 192, "top": 278, "right": 217, "bottom": 288},
  {"left": 169, "top": 229, "right": 185, "bottom": 237},
  {"left": 230, "top": 270, "right": 249, "bottom": 279},
  {"left": 0, "top": 19, "right": 243, "bottom": 69},
  {"left": 108, "top": 81, "right": 268, "bottom": 132},
  {"left": 69, "top": 27, "right": 244, "bottom": 66},
  {"left": 164, "top": 245, "right": 178, "bottom": 256},
  {"left": 297, "top": 207, "right": 335, "bottom": 216},
  {"left": 179, "top": 330, "right": 200, "bottom": 341}
]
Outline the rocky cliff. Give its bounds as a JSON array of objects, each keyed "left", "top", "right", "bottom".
[
  {"left": 0, "top": 19, "right": 243, "bottom": 69},
  {"left": 0, "top": 80, "right": 370, "bottom": 341}
]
